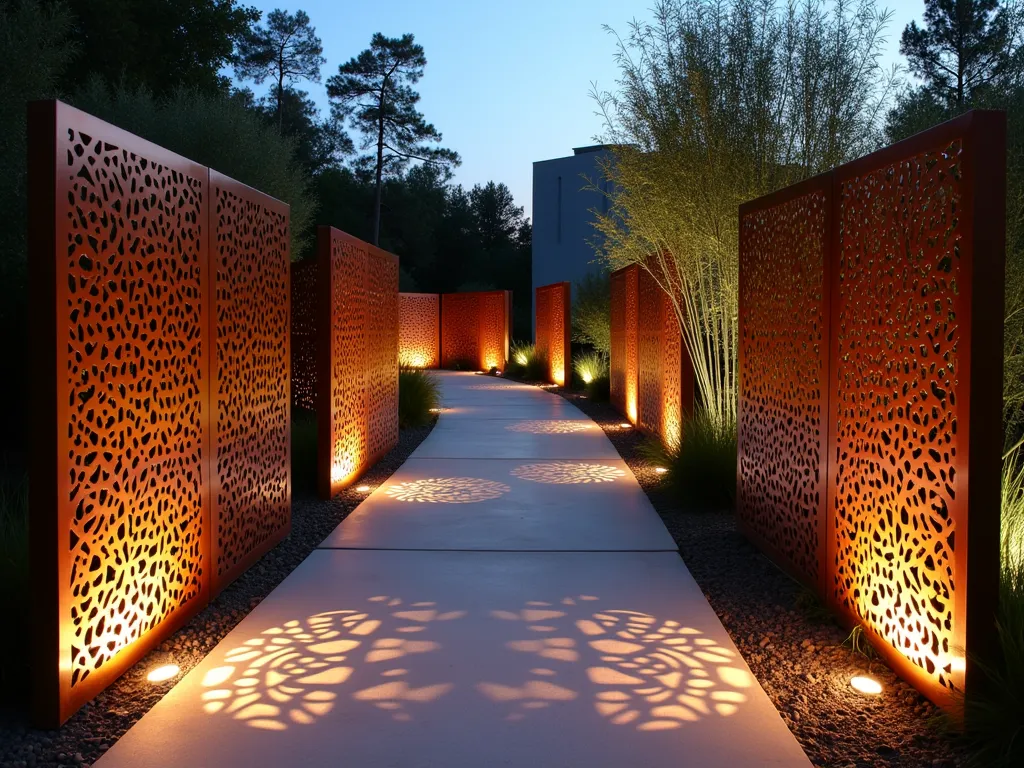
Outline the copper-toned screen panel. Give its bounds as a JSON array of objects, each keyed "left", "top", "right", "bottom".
[
  {"left": 290, "top": 260, "right": 318, "bottom": 411},
  {"left": 737, "top": 182, "right": 829, "bottom": 592},
  {"left": 441, "top": 292, "right": 480, "bottom": 368},
  {"left": 609, "top": 266, "right": 639, "bottom": 422},
  {"left": 365, "top": 245, "right": 399, "bottom": 464},
  {"left": 210, "top": 172, "right": 291, "bottom": 595},
  {"left": 659, "top": 290, "right": 685, "bottom": 451},
  {"left": 479, "top": 290, "right": 509, "bottom": 371},
  {"left": 398, "top": 292, "right": 439, "bottom": 368},
  {"left": 637, "top": 270, "right": 664, "bottom": 439},
  {"left": 535, "top": 282, "right": 571, "bottom": 386},
  {"left": 29, "top": 101, "right": 210, "bottom": 725},
  {"left": 832, "top": 138, "right": 970, "bottom": 698},
  {"left": 318, "top": 228, "right": 399, "bottom": 497}
]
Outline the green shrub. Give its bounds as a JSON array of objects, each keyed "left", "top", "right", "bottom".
[
  {"left": 585, "top": 374, "right": 611, "bottom": 402},
  {"left": 641, "top": 408, "right": 737, "bottom": 510},
  {"left": 0, "top": 471, "right": 28, "bottom": 699},
  {"left": 291, "top": 410, "right": 317, "bottom": 495},
  {"left": 572, "top": 272, "right": 611, "bottom": 354},
  {"left": 399, "top": 365, "right": 440, "bottom": 427},
  {"left": 525, "top": 348, "right": 549, "bottom": 382}
]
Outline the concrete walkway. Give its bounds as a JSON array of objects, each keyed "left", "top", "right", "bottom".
[{"left": 99, "top": 372, "right": 811, "bottom": 768}]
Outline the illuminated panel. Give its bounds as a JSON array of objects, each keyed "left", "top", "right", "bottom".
[
  {"left": 365, "top": 242, "right": 399, "bottom": 466},
  {"left": 736, "top": 178, "right": 830, "bottom": 593},
  {"left": 28, "top": 100, "right": 210, "bottom": 725},
  {"left": 209, "top": 171, "right": 291, "bottom": 595},
  {"left": 479, "top": 290, "right": 510, "bottom": 372},
  {"left": 440, "top": 292, "right": 480, "bottom": 369},
  {"left": 637, "top": 269, "right": 664, "bottom": 440},
  {"left": 829, "top": 113, "right": 1004, "bottom": 707},
  {"left": 318, "top": 227, "right": 398, "bottom": 497},
  {"left": 610, "top": 266, "right": 639, "bottom": 423},
  {"left": 398, "top": 292, "right": 439, "bottom": 368},
  {"left": 290, "top": 260, "right": 318, "bottom": 411},
  {"left": 535, "top": 282, "right": 571, "bottom": 386}
]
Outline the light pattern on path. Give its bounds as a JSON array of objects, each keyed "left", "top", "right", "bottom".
[
  {"left": 505, "top": 420, "right": 595, "bottom": 434},
  {"left": 511, "top": 463, "right": 626, "bottom": 485},
  {"left": 385, "top": 477, "right": 511, "bottom": 503}
]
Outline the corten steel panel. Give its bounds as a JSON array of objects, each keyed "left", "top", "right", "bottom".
[
  {"left": 737, "top": 175, "right": 831, "bottom": 595},
  {"left": 535, "top": 282, "right": 571, "bottom": 386},
  {"left": 209, "top": 171, "right": 291, "bottom": 596},
  {"left": 827, "top": 111, "right": 1004, "bottom": 708},
  {"left": 317, "top": 227, "right": 399, "bottom": 497},
  {"left": 28, "top": 100, "right": 211, "bottom": 726},
  {"left": 440, "top": 292, "right": 480, "bottom": 368},
  {"left": 398, "top": 292, "right": 440, "bottom": 368},
  {"left": 478, "top": 290, "right": 510, "bottom": 371},
  {"left": 637, "top": 270, "right": 665, "bottom": 440},
  {"left": 290, "top": 260, "right": 319, "bottom": 412},
  {"left": 609, "top": 266, "right": 639, "bottom": 421}
]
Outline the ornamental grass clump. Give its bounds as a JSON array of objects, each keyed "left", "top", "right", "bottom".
[
  {"left": 641, "top": 408, "right": 737, "bottom": 511},
  {"left": 574, "top": 350, "right": 610, "bottom": 401},
  {"left": 399, "top": 365, "right": 440, "bottom": 427},
  {"left": 506, "top": 340, "right": 549, "bottom": 382}
]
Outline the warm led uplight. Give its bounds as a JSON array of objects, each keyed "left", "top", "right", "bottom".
[
  {"left": 147, "top": 664, "right": 180, "bottom": 683},
  {"left": 654, "top": 467, "right": 668, "bottom": 475},
  {"left": 850, "top": 675, "right": 882, "bottom": 695},
  {"left": 356, "top": 485, "right": 371, "bottom": 493},
  {"left": 619, "top": 423, "right": 631, "bottom": 429},
  {"left": 429, "top": 407, "right": 442, "bottom": 413},
  {"left": 582, "top": 372, "right": 593, "bottom": 384}
]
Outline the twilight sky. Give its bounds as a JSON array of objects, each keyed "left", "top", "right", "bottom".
[{"left": 236, "top": 0, "right": 922, "bottom": 220}]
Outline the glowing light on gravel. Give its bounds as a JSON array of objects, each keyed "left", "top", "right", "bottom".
[
  {"left": 147, "top": 664, "right": 180, "bottom": 683},
  {"left": 654, "top": 467, "right": 668, "bottom": 475},
  {"left": 850, "top": 675, "right": 882, "bottom": 695},
  {"left": 356, "top": 485, "right": 371, "bottom": 493}
]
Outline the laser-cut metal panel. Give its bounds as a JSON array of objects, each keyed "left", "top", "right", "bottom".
[
  {"left": 317, "top": 227, "right": 399, "bottom": 497},
  {"left": 535, "top": 282, "right": 571, "bottom": 386},
  {"left": 440, "top": 292, "right": 480, "bottom": 368},
  {"left": 209, "top": 171, "right": 291, "bottom": 596},
  {"left": 479, "top": 290, "right": 510, "bottom": 371},
  {"left": 637, "top": 270, "right": 665, "bottom": 439},
  {"left": 28, "top": 101, "right": 211, "bottom": 726},
  {"left": 659, "top": 288, "right": 686, "bottom": 451},
  {"left": 737, "top": 177, "right": 831, "bottom": 593},
  {"left": 365, "top": 243, "right": 399, "bottom": 465},
  {"left": 828, "top": 112, "right": 1005, "bottom": 707},
  {"left": 398, "top": 292, "right": 439, "bottom": 368},
  {"left": 610, "top": 266, "right": 640, "bottom": 421},
  {"left": 290, "top": 260, "right": 319, "bottom": 412}
]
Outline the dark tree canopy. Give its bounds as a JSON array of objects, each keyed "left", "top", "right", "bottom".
[
  {"left": 900, "top": 0, "right": 1022, "bottom": 109},
  {"left": 51, "top": 0, "right": 259, "bottom": 95},
  {"left": 326, "top": 32, "right": 459, "bottom": 244},
  {"left": 236, "top": 8, "right": 325, "bottom": 131}
]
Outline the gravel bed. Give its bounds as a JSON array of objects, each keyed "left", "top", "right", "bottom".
[
  {"left": 0, "top": 422, "right": 434, "bottom": 768},
  {"left": 547, "top": 385, "right": 968, "bottom": 768}
]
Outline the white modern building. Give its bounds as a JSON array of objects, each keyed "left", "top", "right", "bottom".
[{"left": 531, "top": 145, "right": 614, "bottom": 325}]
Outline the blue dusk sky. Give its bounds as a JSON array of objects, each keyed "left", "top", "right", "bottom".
[{"left": 236, "top": 0, "right": 922, "bottom": 220}]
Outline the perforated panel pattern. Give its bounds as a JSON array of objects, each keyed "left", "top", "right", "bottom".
[
  {"left": 398, "top": 293, "right": 439, "bottom": 368},
  {"left": 737, "top": 186, "right": 829, "bottom": 589},
  {"left": 535, "top": 283, "right": 570, "bottom": 386},
  {"left": 479, "top": 291, "right": 508, "bottom": 371},
  {"left": 210, "top": 174, "right": 291, "bottom": 592},
  {"left": 832, "top": 140, "right": 964, "bottom": 693},
  {"left": 440, "top": 293, "right": 479, "bottom": 368},
  {"left": 637, "top": 270, "right": 664, "bottom": 438},
  {"left": 41, "top": 105, "right": 210, "bottom": 721},
  {"left": 365, "top": 246, "right": 399, "bottom": 463},
  {"left": 610, "top": 267, "right": 640, "bottom": 421},
  {"left": 290, "top": 260, "right": 318, "bottom": 411}
]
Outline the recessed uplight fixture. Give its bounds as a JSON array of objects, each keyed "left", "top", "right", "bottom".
[
  {"left": 356, "top": 485, "right": 371, "bottom": 493},
  {"left": 619, "top": 423, "right": 632, "bottom": 429},
  {"left": 850, "top": 675, "right": 882, "bottom": 695},
  {"left": 146, "top": 664, "right": 180, "bottom": 683},
  {"left": 654, "top": 466, "right": 668, "bottom": 475}
]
